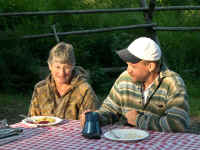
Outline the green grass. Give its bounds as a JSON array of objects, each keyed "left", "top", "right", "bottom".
[
  {"left": 0, "top": 93, "right": 31, "bottom": 124},
  {"left": 187, "top": 83, "right": 200, "bottom": 117},
  {"left": 189, "top": 97, "right": 200, "bottom": 116}
]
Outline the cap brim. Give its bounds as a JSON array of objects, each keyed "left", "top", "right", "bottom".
[{"left": 116, "top": 49, "right": 141, "bottom": 64}]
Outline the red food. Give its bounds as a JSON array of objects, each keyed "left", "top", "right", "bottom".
[{"left": 38, "top": 121, "right": 49, "bottom": 124}]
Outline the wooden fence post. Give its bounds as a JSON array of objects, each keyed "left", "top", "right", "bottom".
[
  {"left": 51, "top": 24, "right": 60, "bottom": 43},
  {"left": 139, "top": 0, "right": 160, "bottom": 46},
  {"left": 139, "top": 0, "right": 169, "bottom": 67}
]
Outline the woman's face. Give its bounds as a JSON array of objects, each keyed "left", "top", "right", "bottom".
[{"left": 49, "top": 60, "right": 73, "bottom": 85}]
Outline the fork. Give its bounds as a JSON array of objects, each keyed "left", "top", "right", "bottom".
[{"left": 19, "top": 114, "right": 35, "bottom": 123}]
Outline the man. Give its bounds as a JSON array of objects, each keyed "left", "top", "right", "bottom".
[
  {"left": 29, "top": 42, "right": 99, "bottom": 120},
  {"left": 81, "top": 37, "right": 190, "bottom": 132}
]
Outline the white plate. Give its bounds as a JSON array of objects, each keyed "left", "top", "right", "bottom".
[
  {"left": 22, "top": 116, "right": 62, "bottom": 127},
  {"left": 104, "top": 128, "right": 149, "bottom": 142}
]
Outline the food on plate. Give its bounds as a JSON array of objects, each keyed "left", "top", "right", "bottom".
[
  {"left": 27, "top": 117, "right": 56, "bottom": 124},
  {"left": 123, "top": 132, "right": 144, "bottom": 139},
  {"left": 104, "top": 129, "right": 149, "bottom": 141},
  {"left": 110, "top": 132, "right": 143, "bottom": 139}
]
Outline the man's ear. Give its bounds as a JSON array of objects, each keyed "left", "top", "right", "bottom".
[{"left": 148, "top": 62, "right": 156, "bottom": 73}]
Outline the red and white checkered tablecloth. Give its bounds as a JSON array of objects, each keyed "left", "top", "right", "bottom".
[{"left": 0, "top": 120, "right": 200, "bottom": 150}]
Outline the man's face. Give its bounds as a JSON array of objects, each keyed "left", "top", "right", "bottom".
[
  {"left": 49, "top": 60, "right": 73, "bottom": 85},
  {"left": 126, "top": 61, "right": 150, "bottom": 83}
]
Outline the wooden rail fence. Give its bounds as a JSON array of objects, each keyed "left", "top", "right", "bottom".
[{"left": 1, "top": 0, "right": 199, "bottom": 74}]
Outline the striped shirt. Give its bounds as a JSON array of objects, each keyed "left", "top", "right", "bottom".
[{"left": 97, "top": 64, "right": 190, "bottom": 132}]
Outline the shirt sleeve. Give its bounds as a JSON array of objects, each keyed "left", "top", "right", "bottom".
[
  {"left": 96, "top": 81, "right": 122, "bottom": 126},
  {"left": 136, "top": 76, "right": 190, "bottom": 132},
  {"left": 28, "top": 87, "right": 42, "bottom": 116}
]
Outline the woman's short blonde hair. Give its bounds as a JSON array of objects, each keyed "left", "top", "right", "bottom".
[{"left": 47, "top": 42, "right": 76, "bottom": 65}]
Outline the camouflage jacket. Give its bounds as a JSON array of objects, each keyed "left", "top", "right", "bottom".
[{"left": 28, "top": 66, "right": 99, "bottom": 120}]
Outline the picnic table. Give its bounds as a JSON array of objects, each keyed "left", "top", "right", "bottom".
[{"left": 0, "top": 120, "right": 200, "bottom": 150}]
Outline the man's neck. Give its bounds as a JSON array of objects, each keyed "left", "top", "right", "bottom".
[{"left": 143, "top": 72, "right": 159, "bottom": 90}]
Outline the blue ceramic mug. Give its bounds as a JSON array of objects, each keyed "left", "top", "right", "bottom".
[{"left": 82, "top": 112, "right": 102, "bottom": 139}]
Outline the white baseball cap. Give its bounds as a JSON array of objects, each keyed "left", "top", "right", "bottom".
[{"left": 116, "top": 37, "right": 161, "bottom": 63}]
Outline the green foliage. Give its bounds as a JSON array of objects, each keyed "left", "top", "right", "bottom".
[
  {"left": 0, "top": 0, "right": 200, "bottom": 95},
  {"left": 0, "top": 31, "right": 40, "bottom": 92},
  {"left": 153, "top": 8, "right": 200, "bottom": 80},
  {"left": 0, "top": 0, "right": 200, "bottom": 121}
]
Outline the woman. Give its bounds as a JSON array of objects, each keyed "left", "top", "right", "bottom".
[{"left": 28, "top": 42, "right": 99, "bottom": 120}]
